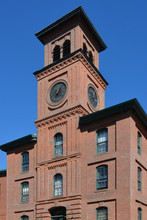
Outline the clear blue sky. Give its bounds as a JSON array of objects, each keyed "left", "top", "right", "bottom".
[{"left": 0, "top": 0, "right": 147, "bottom": 169}]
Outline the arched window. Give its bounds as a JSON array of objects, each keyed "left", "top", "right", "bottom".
[
  {"left": 96, "top": 129, "right": 108, "bottom": 154},
  {"left": 53, "top": 45, "right": 60, "bottom": 62},
  {"left": 21, "top": 216, "right": 29, "bottom": 220},
  {"left": 96, "top": 165, "right": 108, "bottom": 190},
  {"left": 83, "top": 43, "right": 87, "bottom": 55},
  {"left": 63, "top": 40, "right": 70, "bottom": 57},
  {"left": 96, "top": 207, "right": 108, "bottom": 220},
  {"left": 138, "top": 132, "right": 142, "bottom": 155},
  {"left": 50, "top": 207, "right": 66, "bottom": 219},
  {"left": 138, "top": 208, "right": 142, "bottom": 220},
  {"left": 21, "top": 152, "right": 29, "bottom": 172},
  {"left": 89, "top": 51, "right": 93, "bottom": 63},
  {"left": 138, "top": 167, "right": 142, "bottom": 191},
  {"left": 21, "top": 182, "right": 29, "bottom": 202},
  {"left": 54, "top": 174, "right": 63, "bottom": 196},
  {"left": 54, "top": 133, "right": 63, "bottom": 156}
]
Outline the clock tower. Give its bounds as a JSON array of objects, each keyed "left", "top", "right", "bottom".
[{"left": 33, "top": 6, "right": 108, "bottom": 219}]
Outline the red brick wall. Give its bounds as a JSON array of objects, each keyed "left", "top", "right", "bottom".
[
  {"left": 79, "top": 111, "right": 147, "bottom": 219},
  {"left": 6, "top": 143, "right": 36, "bottom": 220},
  {"left": 0, "top": 171, "right": 6, "bottom": 220}
]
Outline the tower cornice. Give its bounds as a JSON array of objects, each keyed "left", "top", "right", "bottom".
[
  {"left": 33, "top": 49, "right": 108, "bottom": 89},
  {"left": 35, "top": 6, "right": 107, "bottom": 52},
  {"left": 35, "top": 105, "right": 89, "bottom": 128}
]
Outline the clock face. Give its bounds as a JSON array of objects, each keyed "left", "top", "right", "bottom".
[
  {"left": 88, "top": 86, "right": 98, "bottom": 108},
  {"left": 50, "top": 81, "right": 67, "bottom": 103}
]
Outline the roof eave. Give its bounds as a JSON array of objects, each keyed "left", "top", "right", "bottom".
[
  {"left": 79, "top": 99, "right": 147, "bottom": 129},
  {"left": 0, "top": 134, "right": 37, "bottom": 152}
]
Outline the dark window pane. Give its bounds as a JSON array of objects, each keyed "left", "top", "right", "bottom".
[
  {"left": 138, "top": 132, "right": 141, "bottom": 155},
  {"left": 22, "top": 152, "right": 29, "bottom": 172},
  {"left": 138, "top": 167, "right": 142, "bottom": 191},
  {"left": 97, "top": 129, "right": 108, "bottom": 154},
  {"left": 51, "top": 207, "right": 66, "bottom": 219},
  {"left": 21, "top": 182, "right": 29, "bottom": 202},
  {"left": 97, "top": 166, "right": 108, "bottom": 190},
  {"left": 83, "top": 43, "right": 87, "bottom": 55},
  {"left": 54, "top": 133, "right": 63, "bottom": 156},
  {"left": 21, "top": 216, "right": 29, "bottom": 220},
  {"left": 97, "top": 207, "right": 108, "bottom": 220},
  {"left": 54, "top": 174, "right": 63, "bottom": 196},
  {"left": 138, "top": 208, "right": 142, "bottom": 220},
  {"left": 89, "top": 51, "right": 93, "bottom": 63}
]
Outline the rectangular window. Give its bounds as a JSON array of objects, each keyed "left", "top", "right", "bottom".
[
  {"left": 96, "top": 165, "right": 108, "bottom": 190},
  {"left": 97, "top": 129, "right": 108, "bottom": 154},
  {"left": 21, "top": 182, "right": 29, "bottom": 202},
  {"left": 138, "top": 208, "right": 142, "bottom": 220},
  {"left": 138, "top": 132, "right": 142, "bottom": 155},
  {"left": 138, "top": 167, "right": 142, "bottom": 191},
  {"left": 21, "top": 152, "right": 29, "bottom": 172},
  {"left": 54, "top": 133, "right": 63, "bottom": 157},
  {"left": 54, "top": 174, "right": 63, "bottom": 196}
]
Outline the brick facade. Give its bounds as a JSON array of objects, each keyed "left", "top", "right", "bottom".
[
  {"left": 0, "top": 6, "right": 147, "bottom": 220},
  {"left": 0, "top": 170, "right": 6, "bottom": 220}
]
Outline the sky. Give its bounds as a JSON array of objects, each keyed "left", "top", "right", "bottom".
[{"left": 0, "top": 0, "right": 147, "bottom": 169}]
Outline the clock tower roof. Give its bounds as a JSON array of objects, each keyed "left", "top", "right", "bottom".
[{"left": 35, "top": 6, "right": 107, "bottom": 52}]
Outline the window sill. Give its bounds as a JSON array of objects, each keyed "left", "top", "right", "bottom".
[
  {"left": 94, "top": 188, "right": 108, "bottom": 193},
  {"left": 53, "top": 155, "right": 64, "bottom": 159},
  {"left": 96, "top": 152, "right": 108, "bottom": 156},
  {"left": 21, "top": 171, "right": 29, "bottom": 174},
  {"left": 52, "top": 195, "right": 64, "bottom": 199},
  {"left": 20, "top": 201, "right": 29, "bottom": 204}
]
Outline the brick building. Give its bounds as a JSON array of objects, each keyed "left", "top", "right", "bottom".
[{"left": 0, "top": 6, "right": 147, "bottom": 220}]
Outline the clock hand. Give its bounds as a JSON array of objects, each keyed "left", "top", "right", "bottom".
[
  {"left": 55, "top": 84, "right": 62, "bottom": 96},
  {"left": 55, "top": 87, "right": 60, "bottom": 96},
  {"left": 91, "top": 90, "right": 94, "bottom": 96}
]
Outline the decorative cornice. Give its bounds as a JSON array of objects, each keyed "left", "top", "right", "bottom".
[
  {"left": 78, "top": 53, "right": 107, "bottom": 89},
  {"left": 36, "top": 56, "right": 75, "bottom": 80},
  {"left": 33, "top": 49, "right": 108, "bottom": 89},
  {"left": 34, "top": 51, "right": 79, "bottom": 80},
  {"left": 35, "top": 105, "right": 88, "bottom": 128},
  {"left": 48, "top": 162, "right": 67, "bottom": 170},
  {"left": 48, "top": 121, "right": 67, "bottom": 130},
  {"left": 36, "top": 195, "right": 82, "bottom": 205},
  {"left": 37, "top": 152, "right": 81, "bottom": 167}
]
